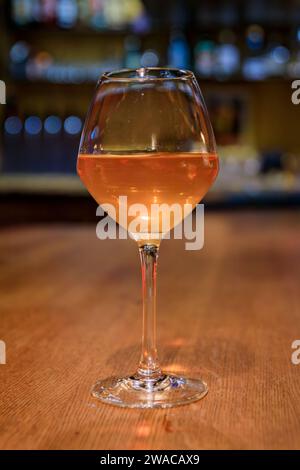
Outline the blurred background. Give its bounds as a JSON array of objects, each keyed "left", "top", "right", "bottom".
[{"left": 1, "top": 0, "right": 300, "bottom": 223}]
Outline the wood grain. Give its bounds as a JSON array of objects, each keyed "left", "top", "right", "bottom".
[{"left": 0, "top": 211, "right": 300, "bottom": 450}]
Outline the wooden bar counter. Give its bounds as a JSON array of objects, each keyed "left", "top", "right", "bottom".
[{"left": 0, "top": 210, "right": 300, "bottom": 450}]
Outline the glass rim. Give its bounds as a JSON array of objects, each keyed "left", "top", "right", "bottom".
[{"left": 101, "top": 67, "right": 195, "bottom": 82}]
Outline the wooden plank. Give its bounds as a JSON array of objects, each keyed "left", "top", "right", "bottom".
[{"left": 0, "top": 211, "right": 300, "bottom": 449}]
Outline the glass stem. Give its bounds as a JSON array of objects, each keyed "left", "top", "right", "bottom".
[{"left": 137, "top": 244, "right": 161, "bottom": 378}]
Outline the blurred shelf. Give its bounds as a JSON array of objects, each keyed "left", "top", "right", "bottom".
[
  {"left": 9, "top": 25, "right": 155, "bottom": 37},
  {"left": 206, "top": 189, "right": 300, "bottom": 207},
  {"left": 1, "top": 174, "right": 300, "bottom": 207},
  {"left": 8, "top": 20, "right": 297, "bottom": 36},
  {"left": 10, "top": 80, "right": 96, "bottom": 90}
]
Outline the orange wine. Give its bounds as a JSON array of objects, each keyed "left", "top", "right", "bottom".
[{"left": 77, "top": 152, "right": 218, "bottom": 241}]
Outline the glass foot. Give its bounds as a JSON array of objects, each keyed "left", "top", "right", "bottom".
[{"left": 91, "top": 373, "right": 208, "bottom": 408}]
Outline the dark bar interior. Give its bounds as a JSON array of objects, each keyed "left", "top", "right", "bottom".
[{"left": 1, "top": 0, "right": 300, "bottom": 222}]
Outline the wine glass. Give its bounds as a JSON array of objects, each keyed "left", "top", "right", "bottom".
[{"left": 77, "top": 68, "right": 218, "bottom": 408}]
